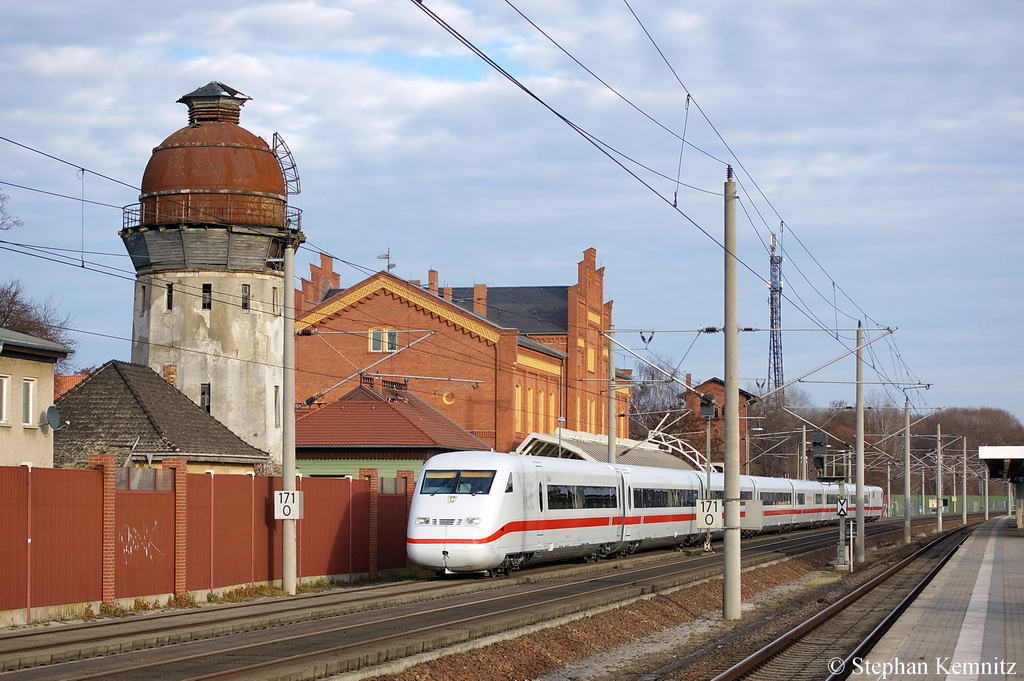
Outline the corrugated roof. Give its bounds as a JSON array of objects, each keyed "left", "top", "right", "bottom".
[{"left": 53, "top": 360, "right": 268, "bottom": 468}]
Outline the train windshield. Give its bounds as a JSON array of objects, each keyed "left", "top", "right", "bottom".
[{"left": 420, "top": 470, "right": 496, "bottom": 495}]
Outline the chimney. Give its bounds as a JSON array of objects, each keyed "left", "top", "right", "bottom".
[
  {"left": 443, "top": 286, "right": 452, "bottom": 301},
  {"left": 428, "top": 269, "right": 439, "bottom": 295},
  {"left": 473, "top": 284, "right": 488, "bottom": 317}
]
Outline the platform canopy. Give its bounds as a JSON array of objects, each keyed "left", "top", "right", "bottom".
[{"left": 979, "top": 446, "right": 1024, "bottom": 482}]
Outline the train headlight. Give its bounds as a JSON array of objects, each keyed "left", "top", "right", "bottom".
[
  {"left": 415, "top": 517, "right": 430, "bottom": 525},
  {"left": 466, "top": 518, "right": 482, "bottom": 525}
]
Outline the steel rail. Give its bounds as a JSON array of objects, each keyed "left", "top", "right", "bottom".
[
  {"left": 4, "top": 515, "right": 959, "bottom": 681},
  {"left": 710, "top": 525, "right": 974, "bottom": 681},
  {"left": 48, "top": 528, "right": 859, "bottom": 681}
]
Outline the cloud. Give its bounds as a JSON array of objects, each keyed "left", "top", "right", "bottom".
[{"left": 2, "top": 0, "right": 1022, "bottom": 419}]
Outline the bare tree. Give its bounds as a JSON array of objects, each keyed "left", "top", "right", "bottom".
[
  {"left": 746, "top": 387, "right": 814, "bottom": 478},
  {"left": 0, "top": 192, "right": 24, "bottom": 231},
  {"left": 0, "top": 278, "right": 77, "bottom": 371}
]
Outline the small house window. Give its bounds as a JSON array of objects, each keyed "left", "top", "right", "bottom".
[
  {"left": 241, "top": 284, "right": 250, "bottom": 311},
  {"left": 166, "top": 283, "right": 174, "bottom": 311},
  {"left": 202, "top": 283, "right": 212, "bottom": 310},
  {"left": 369, "top": 328, "right": 398, "bottom": 352},
  {"left": 22, "top": 378, "right": 35, "bottom": 427},
  {"left": 0, "top": 374, "right": 8, "bottom": 423}
]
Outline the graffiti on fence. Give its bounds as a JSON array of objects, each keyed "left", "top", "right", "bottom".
[{"left": 120, "top": 520, "right": 166, "bottom": 563}]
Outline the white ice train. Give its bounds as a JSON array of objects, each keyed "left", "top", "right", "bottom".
[{"left": 407, "top": 451, "right": 883, "bottom": 575}]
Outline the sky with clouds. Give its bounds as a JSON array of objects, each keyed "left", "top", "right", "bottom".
[{"left": 1, "top": 0, "right": 1022, "bottom": 425}]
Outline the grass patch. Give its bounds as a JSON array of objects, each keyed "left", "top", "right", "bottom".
[{"left": 207, "top": 584, "right": 286, "bottom": 603}]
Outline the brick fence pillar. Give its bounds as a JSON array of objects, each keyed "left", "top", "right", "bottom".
[
  {"left": 397, "top": 470, "right": 416, "bottom": 568},
  {"left": 163, "top": 458, "right": 188, "bottom": 598},
  {"left": 88, "top": 454, "right": 116, "bottom": 606},
  {"left": 359, "top": 468, "right": 379, "bottom": 579}
]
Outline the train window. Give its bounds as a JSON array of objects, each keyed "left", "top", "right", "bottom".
[
  {"left": 709, "top": 490, "right": 752, "bottom": 500},
  {"left": 548, "top": 485, "right": 574, "bottom": 510},
  {"left": 815, "top": 494, "right": 823, "bottom": 504},
  {"left": 420, "top": 470, "right": 496, "bottom": 495},
  {"left": 505, "top": 473, "right": 514, "bottom": 493},
  {"left": 758, "top": 492, "right": 793, "bottom": 506},
  {"left": 797, "top": 493, "right": 806, "bottom": 505},
  {"left": 547, "top": 484, "right": 617, "bottom": 510},
  {"left": 582, "top": 486, "right": 617, "bottom": 508},
  {"left": 633, "top": 488, "right": 698, "bottom": 508}
]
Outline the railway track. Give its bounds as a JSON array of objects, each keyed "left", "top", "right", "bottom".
[
  {"left": 0, "top": 516, "right": 956, "bottom": 681},
  {"left": 709, "top": 523, "right": 974, "bottom": 681}
]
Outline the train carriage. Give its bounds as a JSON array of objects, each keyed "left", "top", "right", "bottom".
[{"left": 407, "top": 451, "right": 882, "bottom": 575}]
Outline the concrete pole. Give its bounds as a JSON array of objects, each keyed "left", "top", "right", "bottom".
[
  {"left": 723, "top": 168, "right": 742, "bottom": 620},
  {"left": 607, "top": 326, "right": 616, "bottom": 464},
  {"left": 854, "top": 323, "right": 865, "bottom": 563},
  {"left": 983, "top": 471, "right": 989, "bottom": 519},
  {"left": 936, "top": 424, "right": 943, "bottom": 532},
  {"left": 903, "top": 399, "right": 912, "bottom": 544},
  {"left": 1008, "top": 479, "right": 1012, "bottom": 516},
  {"left": 886, "top": 462, "right": 891, "bottom": 518},
  {"left": 962, "top": 438, "right": 967, "bottom": 525},
  {"left": 282, "top": 238, "right": 297, "bottom": 595}
]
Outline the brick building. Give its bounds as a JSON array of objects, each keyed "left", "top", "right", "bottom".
[{"left": 294, "top": 248, "right": 628, "bottom": 453}]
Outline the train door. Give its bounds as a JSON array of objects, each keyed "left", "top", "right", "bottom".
[
  {"left": 619, "top": 469, "right": 633, "bottom": 541},
  {"left": 530, "top": 462, "right": 546, "bottom": 549}
]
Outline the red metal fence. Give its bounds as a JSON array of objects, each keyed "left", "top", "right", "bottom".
[{"left": 0, "top": 462, "right": 413, "bottom": 624}]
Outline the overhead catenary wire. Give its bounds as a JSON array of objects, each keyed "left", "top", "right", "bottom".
[
  {"left": 4, "top": 15, "right": 929, "bottom": 411},
  {"left": 414, "top": 1, "right": 925, "bottom": 408}
]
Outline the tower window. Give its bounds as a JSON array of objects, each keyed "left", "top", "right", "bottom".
[
  {"left": 202, "top": 283, "right": 212, "bottom": 310},
  {"left": 241, "top": 284, "right": 251, "bottom": 310},
  {"left": 166, "top": 283, "right": 174, "bottom": 311},
  {"left": 200, "top": 383, "right": 211, "bottom": 414},
  {"left": 274, "top": 385, "right": 281, "bottom": 427}
]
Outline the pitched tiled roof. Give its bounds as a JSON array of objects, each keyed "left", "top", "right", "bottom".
[
  {"left": 54, "top": 374, "right": 87, "bottom": 399},
  {"left": 296, "top": 384, "right": 489, "bottom": 451},
  {"left": 450, "top": 285, "right": 569, "bottom": 334},
  {"left": 53, "top": 360, "right": 268, "bottom": 468}
]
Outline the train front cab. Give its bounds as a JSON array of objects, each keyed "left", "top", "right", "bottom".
[{"left": 407, "top": 452, "right": 521, "bottom": 574}]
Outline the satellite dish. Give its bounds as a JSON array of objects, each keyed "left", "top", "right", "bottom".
[{"left": 46, "top": 406, "right": 62, "bottom": 430}]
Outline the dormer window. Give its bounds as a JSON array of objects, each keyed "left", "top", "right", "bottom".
[{"left": 369, "top": 328, "right": 398, "bottom": 353}]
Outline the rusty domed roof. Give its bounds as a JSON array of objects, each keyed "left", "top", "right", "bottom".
[
  {"left": 141, "top": 123, "right": 285, "bottom": 199},
  {"left": 139, "top": 82, "right": 285, "bottom": 201}
]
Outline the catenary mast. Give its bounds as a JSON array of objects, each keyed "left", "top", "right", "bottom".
[{"left": 767, "top": 232, "right": 784, "bottom": 391}]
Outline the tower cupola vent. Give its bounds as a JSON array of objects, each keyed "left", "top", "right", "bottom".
[{"left": 177, "top": 81, "right": 252, "bottom": 125}]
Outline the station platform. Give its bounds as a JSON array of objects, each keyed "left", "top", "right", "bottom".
[{"left": 855, "top": 515, "right": 1022, "bottom": 680}]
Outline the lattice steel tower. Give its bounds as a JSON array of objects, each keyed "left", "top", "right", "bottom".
[{"left": 767, "top": 232, "right": 784, "bottom": 392}]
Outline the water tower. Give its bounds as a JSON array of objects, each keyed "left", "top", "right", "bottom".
[{"left": 120, "top": 82, "right": 304, "bottom": 463}]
